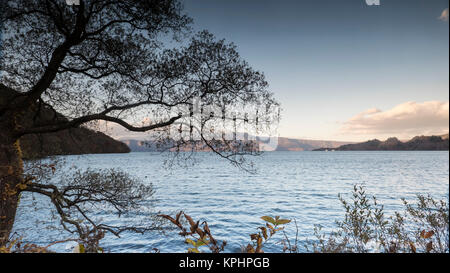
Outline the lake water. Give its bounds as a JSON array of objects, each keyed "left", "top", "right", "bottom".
[{"left": 12, "top": 151, "right": 449, "bottom": 253}]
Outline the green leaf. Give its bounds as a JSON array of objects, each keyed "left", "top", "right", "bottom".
[
  {"left": 185, "top": 238, "right": 196, "bottom": 246},
  {"left": 188, "top": 247, "right": 199, "bottom": 253},
  {"left": 195, "top": 239, "right": 209, "bottom": 247},
  {"left": 78, "top": 244, "right": 85, "bottom": 253},
  {"left": 261, "top": 216, "right": 276, "bottom": 225},
  {"left": 275, "top": 219, "right": 291, "bottom": 225}
]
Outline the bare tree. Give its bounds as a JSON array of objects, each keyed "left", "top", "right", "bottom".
[
  {"left": 0, "top": 0, "right": 278, "bottom": 246},
  {"left": 21, "top": 159, "right": 161, "bottom": 252}
]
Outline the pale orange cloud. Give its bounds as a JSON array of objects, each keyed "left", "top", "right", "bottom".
[
  {"left": 438, "top": 8, "right": 449, "bottom": 22},
  {"left": 341, "top": 101, "right": 449, "bottom": 139}
]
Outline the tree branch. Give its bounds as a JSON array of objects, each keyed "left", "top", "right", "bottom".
[{"left": 15, "top": 112, "right": 182, "bottom": 137}]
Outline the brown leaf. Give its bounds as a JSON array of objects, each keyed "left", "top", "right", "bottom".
[
  {"left": 203, "top": 222, "right": 211, "bottom": 235},
  {"left": 388, "top": 242, "right": 397, "bottom": 253},
  {"left": 423, "top": 230, "right": 435, "bottom": 239},
  {"left": 190, "top": 220, "right": 199, "bottom": 233},
  {"left": 196, "top": 228, "right": 205, "bottom": 239},
  {"left": 426, "top": 241, "right": 433, "bottom": 253},
  {"left": 159, "top": 214, "right": 183, "bottom": 229},
  {"left": 159, "top": 214, "right": 177, "bottom": 226},
  {"left": 257, "top": 236, "right": 263, "bottom": 248},
  {"left": 202, "top": 222, "right": 217, "bottom": 245},
  {"left": 184, "top": 213, "right": 196, "bottom": 228},
  {"left": 194, "top": 220, "right": 200, "bottom": 230},
  {"left": 208, "top": 234, "right": 217, "bottom": 246},
  {"left": 175, "top": 211, "right": 183, "bottom": 224},
  {"left": 246, "top": 244, "right": 255, "bottom": 253},
  {"left": 260, "top": 227, "right": 268, "bottom": 240},
  {"left": 409, "top": 242, "right": 416, "bottom": 253}
]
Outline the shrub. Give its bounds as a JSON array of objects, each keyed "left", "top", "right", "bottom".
[{"left": 304, "top": 185, "right": 449, "bottom": 253}]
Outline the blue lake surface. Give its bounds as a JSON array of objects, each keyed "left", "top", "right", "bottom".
[{"left": 12, "top": 151, "right": 449, "bottom": 252}]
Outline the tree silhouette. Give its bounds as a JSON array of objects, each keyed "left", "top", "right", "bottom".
[{"left": 0, "top": 0, "right": 278, "bottom": 246}]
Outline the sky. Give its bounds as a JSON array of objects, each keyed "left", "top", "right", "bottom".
[{"left": 181, "top": 0, "right": 449, "bottom": 141}]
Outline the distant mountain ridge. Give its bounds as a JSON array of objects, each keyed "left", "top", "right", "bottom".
[
  {"left": 313, "top": 134, "right": 449, "bottom": 151},
  {"left": 121, "top": 139, "right": 160, "bottom": 152},
  {"left": 21, "top": 128, "right": 130, "bottom": 159},
  {"left": 121, "top": 137, "right": 355, "bottom": 152},
  {"left": 274, "top": 137, "right": 354, "bottom": 151},
  {"left": 1, "top": 84, "right": 130, "bottom": 159}
]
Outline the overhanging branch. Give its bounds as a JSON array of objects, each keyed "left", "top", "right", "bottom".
[{"left": 14, "top": 113, "right": 182, "bottom": 138}]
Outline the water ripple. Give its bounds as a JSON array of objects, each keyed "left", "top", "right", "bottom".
[{"left": 12, "top": 151, "right": 449, "bottom": 253}]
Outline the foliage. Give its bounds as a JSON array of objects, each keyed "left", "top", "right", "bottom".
[
  {"left": 0, "top": 233, "right": 106, "bottom": 253},
  {"left": 0, "top": 237, "right": 72, "bottom": 253},
  {"left": 72, "top": 229, "right": 105, "bottom": 253},
  {"left": 304, "top": 185, "right": 449, "bottom": 253},
  {"left": 22, "top": 165, "right": 159, "bottom": 237},
  {"left": 3, "top": 158, "right": 165, "bottom": 250},
  {"left": 1, "top": 0, "right": 278, "bottom": 171},
  {"left": 245, "top": 216, "right": 291, "bottom": 253},
  {"left": 401, "top": 195, "right": 449, "bottom": 253},
  {"left": 159, "top": 211, "right": 226, "bottom": 253},
  {"left": 1, "top": 1, "right": 279, "bottom": 245},
  {"left": 280, "top": 219, "right": 299, "bottom": 253},
  {"left": 3, "top": 185, "right": 448, "bottom": 253},
  {"left": 161, "top": 212, "right": 291, "bottom": 254}
]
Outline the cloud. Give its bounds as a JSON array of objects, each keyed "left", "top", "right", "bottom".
[
  {"left": 438, "top": 8, "right": 449, "bottom": 22},
  {"left": 341, "top": 101, "right": 449, "bottom": 138}
]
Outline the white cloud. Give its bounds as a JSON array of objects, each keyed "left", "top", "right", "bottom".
[
  {"left": 341, "top": 101, "right": 449, "bottom": 139},
  {"left": 438, "top": 8, "right": 449, "bottom": 22}
]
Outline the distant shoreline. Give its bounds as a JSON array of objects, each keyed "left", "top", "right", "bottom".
[{"left": 313, "top": 135, "right": 449, "bottom": 151}]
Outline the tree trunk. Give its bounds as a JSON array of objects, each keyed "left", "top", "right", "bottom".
[{"left": 0, "top": 121, "right": 23, "bottom": 246}]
